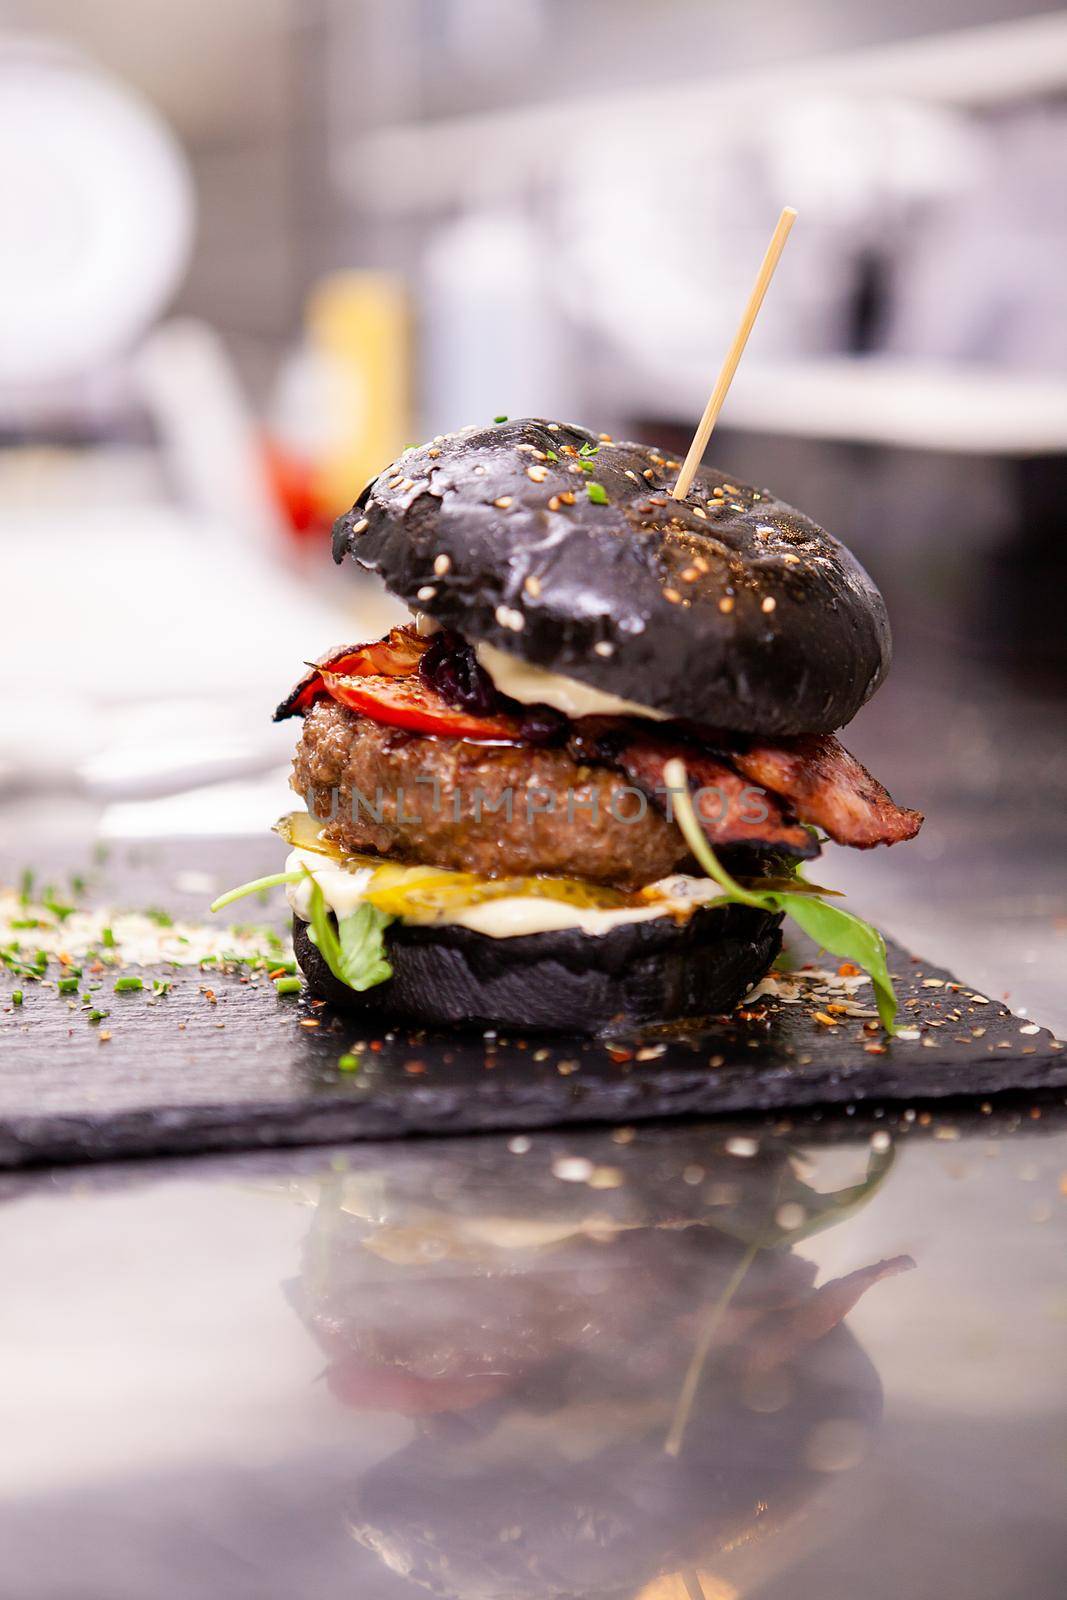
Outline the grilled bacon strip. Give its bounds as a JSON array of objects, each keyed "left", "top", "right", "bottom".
[
  {"left": 729, "top": 733, "right": 923, "bottom": 849},
  {"left": 569, "top": 725, "right": 819, "bottom": 859}
]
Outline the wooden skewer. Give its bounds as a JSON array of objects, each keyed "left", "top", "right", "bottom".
[{"left": 671, "top": 206, "right": 797, "bottom": 501}]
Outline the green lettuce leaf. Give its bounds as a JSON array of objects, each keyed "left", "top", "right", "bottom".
[
  {"left": 663, "top": 757, "right": 898, "bottom": 1033},
  {"left": 305, "top": 872, "right": 394, "bottom": 992}
]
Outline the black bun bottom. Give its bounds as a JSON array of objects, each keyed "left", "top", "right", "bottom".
[{"left": 292, "top": 903, "right": 782, "bottom": 1036}]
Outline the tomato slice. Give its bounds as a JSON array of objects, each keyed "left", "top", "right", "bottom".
[
  {"left": 277, "top": 626, "right": 428, "bottom": 719},
  {"left": 319, "top": 668, "right": 526, "bottom": 743}
]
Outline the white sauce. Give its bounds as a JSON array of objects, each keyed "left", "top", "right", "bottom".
[
  {"left": 285, "top": 848, "right": 719, "bottom": 940},
  {"left": 474, "top": 640, "right": 668, "bottom": 722}
]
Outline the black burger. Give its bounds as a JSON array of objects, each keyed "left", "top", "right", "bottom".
[{"left": 213, "top": 419, "right": 922, "bottom": 1034}]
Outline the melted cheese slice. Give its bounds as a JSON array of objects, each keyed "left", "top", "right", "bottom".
[
  {"left": 285, "top": 846, "right": 720, "bottom": 939},
  {"left": 475, "top": 640, "right": 669, "bottom": 722}
]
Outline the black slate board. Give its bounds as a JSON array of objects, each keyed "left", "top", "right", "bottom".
[{"left": 1, "top": 931, "right": 1062, "bottom": 1168}]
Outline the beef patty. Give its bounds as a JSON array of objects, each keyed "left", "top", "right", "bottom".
[{"left": 291, "top": 699, "right": 688, "bottom": 888}]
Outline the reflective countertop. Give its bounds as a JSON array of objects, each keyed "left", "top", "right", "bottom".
[{"left": 2, "top": 1112, "right": 1066, "bottom": 1598}]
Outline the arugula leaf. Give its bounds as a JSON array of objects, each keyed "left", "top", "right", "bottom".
[
  {"left": 663, "top": 758, "right": 898, "bottom": 1033},
  {"left": 305, "top": 872, "right": 394, "bottom": 992},
  {"left": 210, "top": 870, "right": 304, "bottom": 913}
]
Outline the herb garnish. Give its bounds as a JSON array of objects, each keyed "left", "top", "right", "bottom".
[
  {"left": 664, "top": 758, "right": 898, "bottom": 1032},
  {"left": 305, "top": 872, "right": 394, "bottom": 993},
  {"left": 586, "top": 482, "right": 609, "bottom": 504}
]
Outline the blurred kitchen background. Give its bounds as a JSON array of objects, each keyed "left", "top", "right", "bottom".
[{"left": 1, "top": 1, "right": 1065, "bottom": 1017}]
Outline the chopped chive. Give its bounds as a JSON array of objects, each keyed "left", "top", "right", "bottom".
[
  {"left": 11, "top": 990, "right": 22, "bottom": 1007},
  {"left": 88, "top": 1009, "right": 108, "bottom": 1023},
  {"left": 337, "top": 1052, "right": 360, "bottom": 1072},
  {"left": 114, "top": 976, "right": 143, "bottom": 994},
  {"left": 493, "top": 414, "right": 508, "bottom": 423},
  {"left": 44, "top": 899, "right": 75, "bottom": 922},
  {"left": 151, "top": 979, "right": 172, "bottom": 997},
  {"left": 274, "top": 976, "right": 302, "bottom": 996},
  {"left": 102, "top": 927, "right": 116, "bottom": 949},
  {"left": 586, "top": 482, "right": 609, "bottom": 504},
  {"left": 57, "top": 977, "right": 79, "bottom": 995},
  {"left": 18, "top": 869, "right": 35, "bottom": 905}
]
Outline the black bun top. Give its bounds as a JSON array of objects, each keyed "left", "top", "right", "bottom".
[{"left": 333, "top": 419, "right": 891, "bottom": 735}]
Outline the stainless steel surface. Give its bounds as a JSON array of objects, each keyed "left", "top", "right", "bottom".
[{"left": 1, "top": 1113, "right": 1065, "bottom": 1598}]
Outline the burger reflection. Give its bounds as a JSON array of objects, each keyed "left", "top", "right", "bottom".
[{"left": 284, "top": 1133, "right": 912, "bottom": 1600}]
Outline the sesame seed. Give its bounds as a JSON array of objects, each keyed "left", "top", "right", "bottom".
[
  {"left": 663, "top": 587, "right": 682, "bottom": 603},
  {"left": 643, "top": 468, "right": 656, "bottom": 481},
  {"left": 400, "top": 478, "right": 415, "bottom": 491},
  {"left": 723, "top": 483, "right": 739, "bottom": 494},
  {"left": 719, "top": 596, "right": 735, "bottom": 613},
  {"left": 352, "top": 517, "right": 369, "bottom": 534},
  {"left": 527, "top": 465, "right": 548, "bottom": 483},
  {"left": 417, "top": 584, "right": 436, "bottom": 602},
  {"left": 756, "top": 524, "right": 776, "bottom": 536},
  {"left": 692, "top": 506, "right": 707, "bottom": 519},
  {"left": 599, "top": 433, "right": 613, "bottom": 442},
  {"left": 494, "top": 496, "right": 513, "bottom": 509},
  {"left": 524, "top": 574, "right": 542, "bottom": 597},
  {"left": 761, "top": 596, "right": 777, "bottom": 613},
  {"left": 681, "top": 566, "right": 699, "bottom": 582},
  {"left": 712, "top": 486, "right": 725, "bottom": 498},
  {"left": 433, "top": 553, "right": 451, "bottom": 576},
  {"left": 594, "top": 641, "right": 614, "bottom": 657},
  {"left": 427, "top": 448, "right": 441, "bottom": 458},
  {"left": 548, "top": 496, "right": 560, "bottom": 511},
  {"left": 547, "top": 423, "right": 561, "bottom": 431},
  {"left": 559, "top": 490, "right": 576, "bottom": 505},
  {"left": 624, "top": 469, "right": 639, "bottom": 482},
  {"left": 693, "top": 555, "right": 709, "bottom": 573},
  {"left": 781, "top": 552, "right": 800, "bottom": 564},
  {"left": 495, "top": 605, "right": 524, "bottom": 631},
  {"left": 474, "top": 465, "right": 488, "bottom": 476}
]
